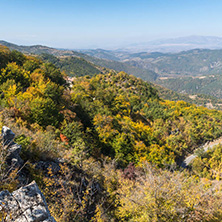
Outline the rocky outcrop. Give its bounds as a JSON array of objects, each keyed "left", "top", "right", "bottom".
[
  {"left": 0, "top": 181, "right": 56, "bottom": 222},
  {"left": 2, "top": 126, "right": 15, "bottom": 145},
  {"left": 0, "top": 126, "right": 56, "bottom": 221},
  {"left": 1, "top": 126, "right": 23, "bottom": 167}
]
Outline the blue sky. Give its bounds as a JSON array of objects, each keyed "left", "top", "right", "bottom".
[{"left": 1, "top": 0, "right": 222, "bottom": 49}]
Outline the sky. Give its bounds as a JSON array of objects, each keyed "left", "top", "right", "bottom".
[{"left": 1, "top": 0, "right": 222, "bottom": 49}]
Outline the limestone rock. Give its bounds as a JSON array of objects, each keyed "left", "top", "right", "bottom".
[
  {"left": 0, "top": 181, "right": 56, "bottom": 222},
  {"left": 1, "top": 126, "right": 23, "bottom": 167},
  {"left": 7, "top": 143, "right": 23, "bottom": 167},
  {"left": 2, "top": 126, "right": 15, "bottom": 145}
]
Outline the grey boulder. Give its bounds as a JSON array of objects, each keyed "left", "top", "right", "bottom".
[{"left": 2, "top": 126, "right": 15, "bottom": 145}]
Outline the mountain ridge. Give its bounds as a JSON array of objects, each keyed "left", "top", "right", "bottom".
[{"left": 0, "top": 40, "right": 158, "bottom": 81}]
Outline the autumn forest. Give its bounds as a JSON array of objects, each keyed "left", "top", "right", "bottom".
[{"left": 1, "top": 44, "right": 222, "bottom": 221}]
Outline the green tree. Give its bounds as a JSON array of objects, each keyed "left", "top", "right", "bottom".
[{"left": 29, "top": 97, "right": 62, "bottom": 127}]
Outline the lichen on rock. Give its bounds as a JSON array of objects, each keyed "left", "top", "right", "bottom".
[{"left": 0, "top": 181, "right": 56, "bottom": 222}]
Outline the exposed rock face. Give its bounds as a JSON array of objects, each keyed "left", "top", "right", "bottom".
[
  {"left": 7, "top": 143, "right": 23, "bottom": 167},
  {"left": 1, "top": 126, "right": 23, "bottom": 167},
  {"left": 0, "top": 181, "right": 56, "bottom": 222},
  {"left": 0, "top": 126, "right": 56, "bottom": 221}
]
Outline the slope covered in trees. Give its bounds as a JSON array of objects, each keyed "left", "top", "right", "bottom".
[
  {"left": 125, "top": 49, "right": 222, "bottom": 77},
  {"left": 82, "top": 48, "right": 222, "bottom": 77},
  {"left": 156, "top": 74, "right": 222, "bottom": 99},
  {"left": 0, "top": 41, "right": 158, "bottom": 81},
  {"left": 40, "top": 53, "right": 105, "bottom": 77},
  {"left": 154, "top": 83, "right": 222, "bottom": 110},
  {"left": 1, "top": 46, "right": 222, "bottom": 221},
  {"left": 1, "top": 46, "right": 222, "bottom": 167},
  {"left": 70, "top": 72, "right": 222, "bottom": 166}
]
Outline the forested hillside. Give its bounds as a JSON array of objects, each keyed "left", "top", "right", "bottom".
[
  {"left": 124, "top": 49, "right": 222, "bottom": 76},
  {"left": 154, "top": 83, "right": 222, "bottom": 110},
  {"left": 40, "top": 53, "right": 105, "bottom": 77},
  {"left": 1, "top": 46, "right": 222, "bottom": 221},
  {"left": 0, "top": 41, "right": 158, "bottom": 81},
  {"left": 83, "top": 48, "right": 222, "bottom": 77},
  {"left": 5, "top": 40, "right": 222, "bottom": 80},
  {"left": 156, "top": 74, "right": 222, "bottom": 99}
]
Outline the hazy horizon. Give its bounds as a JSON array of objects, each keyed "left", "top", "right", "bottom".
[
  {"left": 2, "top": 35, "right": 222, "bottom": 52},
  {"left": 1, "top": 0, "right": 222, "bottom": 49}
]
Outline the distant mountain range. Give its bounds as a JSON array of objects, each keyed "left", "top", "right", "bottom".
[
  {"left": 3, "top": 37, "right": 222, "bottom": 80},
  {"left": 81, "top": 48, "right": 222, "bottom": 77},
  {"left": 119, "top": 36, "right": 222, "bottom": 53},
  {"left": 124, "top": 49, "right": 222, "bottom": 77}
]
